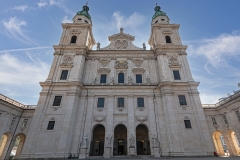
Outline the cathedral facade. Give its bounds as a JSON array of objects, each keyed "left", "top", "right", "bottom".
[{"left": 0, "top": 4, "right": 240, "bottom": 160}]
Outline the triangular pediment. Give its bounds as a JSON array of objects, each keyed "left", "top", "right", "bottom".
[{"left": 101, "top": 27, "right": 143, "bottom": 50}]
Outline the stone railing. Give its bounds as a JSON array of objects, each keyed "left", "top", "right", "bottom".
[
  {"left": 202, "top": 90, "right": 240, "bottom": 109},
  {"left": 0, "top": 93, "right": 36, "bottom": 109}
]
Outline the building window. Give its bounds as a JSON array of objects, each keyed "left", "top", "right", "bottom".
[
  {"left": 100, "top": 74, "right": 107, "bottom": 83},
  {"left": 165, "top": 36, "right": 172, "bottom": 43},
  {"left": 117, "top": 98, "right": 124, "bottom": 108},
  {"left": 0, "top": 113, "right": 2, "bottom": 118},
  {"left": 137, "top": 98, "right": 144, "bottom": 108},
  {"left": 97, "top": 98, "right": 105, "bottom": 108},
  {"left": 60, "top": 70, "right": 68, "bottom": 80},
  {"left": 47, "top": 121, "right": 55, "bottom": 130},
  {"left": 211, "top": 117, "right": 217, "bottom": 125},
  {"left": 70, "top": 35, "right": 77, "bottom": 43},
  {"left": 235, "top": 110, "right": 240, "bottom": 121},
  {"left": 184, "top": 120, "right": 192, "bottom": 128},
  {"left": 222, "top": 115, "right": 228, "bottom": 124},
  {"left": 173, "top": 70, "right": 181, "bottom": 80},
  {"left": 118, "top": 73, "right": 124, "bottom": 83},
  {"left": 22, "top": 119, "right": 28, "bottom": 128},
  {"left": 53, "top": 96, "right": 62, "bottom": 106},
  {"left": 136, "top": 74, "right": 142, "bottom": 83},
  {"left": 10, "top": 117, "right": 16, "bottom": 126},
  {"left": 178, "top": 95, "right": 187, "bottom": 105}
]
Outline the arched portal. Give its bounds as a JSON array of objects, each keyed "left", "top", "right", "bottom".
[
  {"left": 9, "top": 133, "right": 26, "bottom": 159},
  {"left": 0, "top": 134, "right": 8, "bottom": 158},
  {"left": 90, "top": 125, "right": 105, "bottom": 156},
  {"left": 113, "top": 124, "right": 127, "bottom": 155},
  {"left": 228, "top": 130, "right": 240, "bottom": 156},
  {"left": 212, "top": 131, "right": 228, "bottom": 156},
  {"left": 136, "top": 125, "right": 150, "bottom": 155}
]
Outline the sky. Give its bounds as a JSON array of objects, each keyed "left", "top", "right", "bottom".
[{"left": 0, "top": 0, "right": 240, "bottom": 105}]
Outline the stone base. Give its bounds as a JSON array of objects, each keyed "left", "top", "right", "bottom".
[
  {"left": 79, "top": 148, "right": 88, "bottom": 159},
  {"left": 153, "top": 147, "right": 160, "bottom": 157},
  {"left": 104, "top": 147, "right": 111, "bottom": 158},
  {"left": 129, "top": 147, "right": 136, "bottom": 156},
  {"left": 128, "top": 83, "right": 132, "bottom": 85}
]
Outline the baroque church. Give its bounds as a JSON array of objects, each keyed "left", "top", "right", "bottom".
[{"left": 0, "top": 4, "right": 240, "bottom": 159}]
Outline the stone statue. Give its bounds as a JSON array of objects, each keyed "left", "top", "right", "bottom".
[
  {"left": 110, "top": 76, "right": 114, "bottom": 83},
  {"left": 120, "top": 27, "right": 124, "bottom": 33},
  {"left": 142, "top": 42, "right": 146, "bottom": 50},
  {"left": 106, "top": 135, "right": 112, "bottom": 147},
  {"left": 97, "top": 42, "right": 100, "bottom": 50},
  {"left": 129, "top": 134, "right": 134, "bottom": 147},
  {"left": 92, "top": 77, "right": 97, "bottom": 84},
  {"left": 128, "top": 76, "right": 132, "bottom": 83},
  {"left": 81, "top": 134, "right": 88, "bottom": 148},
  {"left": 146, "top": 77, "right": 150, "bottom": 83},
  {"left": 152, "top": 134, "right": 159, "bottom": 147}
]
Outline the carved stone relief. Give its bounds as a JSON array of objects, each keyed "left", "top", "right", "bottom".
[
  {"left": 93, "top": 116, "right": 106, "bottom": 122},
  {"left": 115, "top": 40, "right": 128, "bottom": 49},
  {"left": 61, "top": 55, "right": 74, "bottom": 67},
  {"left": 135, "top": 116, "right": 148, "bottom": 123},
  {"left": 115, "top": 61, "right": 128, "bottom": 69},
  {"left": 132, "top": 67, "right": 145, "bottom": 73},
  {"left": 132, "top": 58, "right": 143, "bottom": 67}
]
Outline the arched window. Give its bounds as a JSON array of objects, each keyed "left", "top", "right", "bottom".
[
  {"left": 165, "top": 36, "right": 171, "bottom": 43},
  {"left": 118, "top": 73, "right": 124, "bottom": 83},
  {"left": 70, "top": 35, "right": 77, "bottom": 43}
]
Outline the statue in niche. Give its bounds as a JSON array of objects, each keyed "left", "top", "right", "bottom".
[
  {"left": 129, "top": 134, "right": 134, "bottom": 147},
  {"left": 106, "top": 135, "right": 112, "bottom": 147},
  {"left": 128, "top": 76, "right": 132, "bottom": 83},
  {"left": 110, "top": 76, "right": 114, "bottom": 83},
  {"left": 81, "top": 134, "right": 88, "bottom": 148},
  {"left": 142, "top": 42, "right": 146, "bottom": 50},
  {"left": 92, "top": 77, "right": 97, "bottom": 84},
  {"left": 146, "top": 77, "right": 151, "bottom": 83},
  {"left": 152, "top": 134, "right": 159, "bottom": 147},
  {"left": 97, "top": 42, "right": 100, "bottom": 50}
]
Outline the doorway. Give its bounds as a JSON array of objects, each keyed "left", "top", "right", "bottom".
[
  {"left": 90, "top": 125, "right": 105, "bottom": 156},
  {"left": 136, "top": 125, "right": 150, "bottom": 155},
  {"left": 113, "top": 124, "right": 127, "bottom": 155}
]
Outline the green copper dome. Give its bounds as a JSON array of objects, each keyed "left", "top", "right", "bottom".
[
  {"left": 152, "top": 5, "right": 166, "bottom": 20},
  {"left": 77, "top": 5, "right": 91, "bottom": 19}
]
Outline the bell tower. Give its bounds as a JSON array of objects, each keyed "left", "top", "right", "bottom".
[
  {"left": 18, "top": 4, "right": 95, "bottom": 159},
  {"left": 148, "top": 5, "right": 214, "bottom": 156}
]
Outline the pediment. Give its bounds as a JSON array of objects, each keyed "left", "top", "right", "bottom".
[{"left": 108, "top": 32, "right": 135, "bottom": 41}]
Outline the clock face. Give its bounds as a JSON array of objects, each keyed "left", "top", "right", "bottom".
[{"left": 115, "top": 40, "right": 121, "bottom": 49}]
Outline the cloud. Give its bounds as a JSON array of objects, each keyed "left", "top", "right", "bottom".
[
  {"left": 199, "top": 93, "right": 225, "bottom": 104},
  {"left": 113, "top": 11, "right": 146, "bottom": 29},
  {"left": 2, "top": 17, "right": 37, "bottom": 45},
  {"left": 10, "top": 5, "right": 33, "bottom": 12},
  {"left": 37, "top": 0, "right": 74, "bottom": 15},
  {"left": 187, "top": 32, "right": 240, "bottom": 68},
  {"left": 62, "top": 16, "right": 72, "bottom": 23}
]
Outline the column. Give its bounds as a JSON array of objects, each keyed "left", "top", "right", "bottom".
[
  {"left": 104, "top": 95, "right": 114, "bottom": 158},
  {"left": 127, "top": 95, "right": 135, "bottom": 156}
]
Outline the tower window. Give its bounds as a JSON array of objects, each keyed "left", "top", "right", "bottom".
[
  {"left": 47, "top": 121, "right": 55, "bottom": 130},
  {"left": 222, "top": 115, "right": 228, "bottom": 124},
  {"left": 117, "top": 98, "right": 124, "bottom": 108},
  {"left": 97, "top": 98, "right": 105, "bottom": 108},
  {"left": 235, "top": 110, "right": 240, "bottom": 121},
  {"left": 161, "top": 19, "right": 165, "bottom": 21},
  {"left": 165, "top": 36, "right": 171, "bottom": 43},
  {"left": 184, "top": 120, "right": 192, "bottom": 129},
  {"left": 78, "top": 18, "right": 82, "bottom": 20},
  {"left": 53, "top": 96, "right": 62, "bottom": 106},
  {"left": 173, "top": 70, "right": 181, "bottom": 80},
  {"left": 60, "top": 70, "right": 68, "bottom": 80},
  {"left": 178, "top": 95, "right": 187, "bottom": 105},
  {"left": 118, "top": 73, "right": 124, "bottom": 83},
  {"left": 100, "top": 74, "right": 107, "bottom": 83},
  {"left": 137, "top": 98, "right": 144, "bottom": 108},
  {"left": 155, "top": 20, "right": 158, "bottom": 24},
  {"left": 85, "top": 20, "right": 89, "bottom": 24},
  {"left": 70, "top": 35, "right": 77, "bottom": 43},
  {"left": 211, "top": 117, "right": 217, "bottom": 125},
  {"left": 136, "top": 74, "right": 142, "bottom": 83}
]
